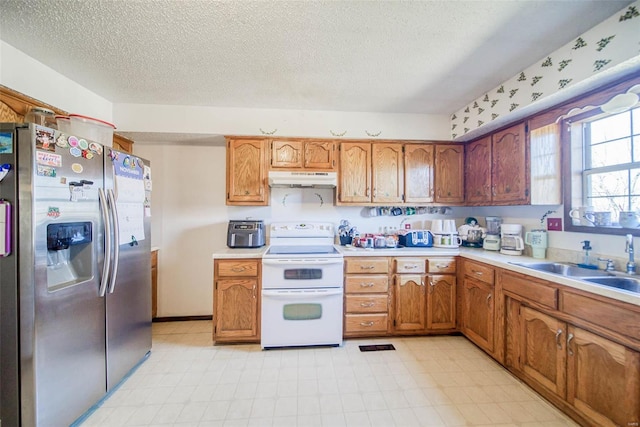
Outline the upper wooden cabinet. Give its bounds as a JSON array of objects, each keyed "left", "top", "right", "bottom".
[
  {"left": 338, "top": 142, "right": 403, "bottom": 204},
  {"left": 404, "top": 144, "right": 434, "bottom": 204},
  {"left": 270, "top": 139, "right": 336, "bottom": 170},
  {"left": 434, "top": 144, "right": 464, "bottom": 204},
  {"left": 465, "top": 136, "right": 492, "bottom": 203},
  {"left": 465, "top": 122, "right": 529, "bottom": 205},
  {"left": 226, "top": 138, "right": 268, "bottom": 205}
]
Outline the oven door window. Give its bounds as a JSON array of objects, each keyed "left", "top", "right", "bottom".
[
  {"left": 283, "top": 303, "right": 322, "bottom": 320},
  {"left": 283, "top": 268, "right": 322, "bottom": 280}
]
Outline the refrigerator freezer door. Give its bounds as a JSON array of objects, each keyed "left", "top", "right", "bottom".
[
  {"left": 104, "top": 149, "right": 152, "bottom": 390},
  {"left": 0, "top": 124, "right": 107, "bottom": 426}
]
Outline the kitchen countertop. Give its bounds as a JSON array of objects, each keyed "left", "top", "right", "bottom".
[{"left": 212, "top": 245, "right": 640, "bottom": 307}]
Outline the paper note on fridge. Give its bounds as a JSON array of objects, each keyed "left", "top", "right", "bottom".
[
  {"left": 114, "top": 174, "right": 145, "bottom": 203},
  {"left": 117, "top": 202, "right": 145, "bottom": 244}
]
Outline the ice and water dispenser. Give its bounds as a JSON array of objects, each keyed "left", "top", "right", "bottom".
[{"left": 46, "top": 222, "right": 93, "bottom": 289}]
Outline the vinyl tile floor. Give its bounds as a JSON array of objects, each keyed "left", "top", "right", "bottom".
[{"left": 81, "top": 320, "right": 578, "bottom": 427}]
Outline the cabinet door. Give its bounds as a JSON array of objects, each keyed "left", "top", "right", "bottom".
[
  {"left": 462, "top": 277, "right": 494, "bottom": 352},
  {"left": 304, "top": 141, "right": 335, "bottom": 170},
  {"left": 393, "top": 274, "right": 426, "bottom": 332},
  {"left": 271, "top": 140, "right": 303, "bottom": 168},
  {"left": 520, "top": 307, "right": 567, "bottom": 398},
  {"left": 434, "top": 144, "right": 464, "bottom": 203},
  {"left": 404, "top": 144, "right": 434, "bottom": 203},
  {"left": 426, "top": 274, "right": 456, "bottom": 330},
  {"left": 566, "top": 326, "right": 640, "bottom": 427},
  {"left": 464, "top": 136, "right": 492, "bottom": 204},
  {"left": 339, "top": 142, "right": 371, "bottom": 203},
  {"left": 214, "top": 279, "right": 258, "bottom": 341},
  {"left": 372, "top": 143, "right": 404, "bottom": 203},
  {"left": 492, "top": 122, "right": 528, "bottom": 204},
  {"left": 227, "top": 139, "right": 267, "bottom": 205}
]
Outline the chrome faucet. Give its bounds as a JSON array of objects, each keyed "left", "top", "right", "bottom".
[{"left": 626, "top": 234, "right": 636, "bottom": 274}]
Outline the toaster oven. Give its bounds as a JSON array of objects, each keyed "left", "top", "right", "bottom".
[{"left": 227, "top": 220, "right": 265, "bottom": 248}]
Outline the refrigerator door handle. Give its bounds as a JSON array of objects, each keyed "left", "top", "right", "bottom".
[
  {"left": 98, "top": 188, "right": 111, "bottom": 297},
  {"left": 107, "top": 189, "right": 120, "bottom": 294}
]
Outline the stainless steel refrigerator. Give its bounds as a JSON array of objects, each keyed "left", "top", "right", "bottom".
[{"left": 0, "top": 123, "right": 152, "bottom": 426}]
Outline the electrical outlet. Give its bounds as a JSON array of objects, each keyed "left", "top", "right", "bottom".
[{"left": 547, "top": 217, "right": 562, "bottom": 231}]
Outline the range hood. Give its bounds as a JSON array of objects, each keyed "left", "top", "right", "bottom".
[{"left": 268, "top": 171, "right": 337, "bottom": 188}]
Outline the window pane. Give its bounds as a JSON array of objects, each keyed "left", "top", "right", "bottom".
[
  {"left": 586, "top": 170, "right": 629, "bottom": 211},
  {"left": 590, "top": 111, "right": 631, "bottom": 144},
  {"left": 589, "top": 138, "right": 631, "bottom": 167},
  {"left": 633, "top": 107, "right": 640, "bottom": 135}
]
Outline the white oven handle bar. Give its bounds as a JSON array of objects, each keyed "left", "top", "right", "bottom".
[
  {"left": 262, "top": 259, "right": 344, "bottom": 266},
  {"left": 262, "top": 289, "right": 343, "bottom": 298}
]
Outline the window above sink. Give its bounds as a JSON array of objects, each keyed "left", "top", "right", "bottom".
[{"left": 561, "top": 76, "right": 640, "bottom": 236}]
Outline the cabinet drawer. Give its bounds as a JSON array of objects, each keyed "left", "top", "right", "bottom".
[
  {"left": 427, "top": 257, "right": 456, "bottom": 274},
  {"left": 502, "top": 271, "right": 557, "bottom": 309},
  {"left": 463, "top": 260, "right": 494, "bottom": 285},
  {"left": 345, "top": 295, "right": 388, "bottom": 313},
  {"left": 345, "top": 257, "right": 389, "bottom": 274},
  {"left": 394, "top": 258, "right": 426, "bottom": 274},
  {"left": 562, "top": 290, "right": 640, "bottom": 342},
  {"left": 345, "top": 314, "right": 388, "bottom": 333},
  {"left": 216, "top": 260, "right": 259, "bottom": 277},
  {"left": 345, "top": 275, "right": 389, "bottom": 293}
]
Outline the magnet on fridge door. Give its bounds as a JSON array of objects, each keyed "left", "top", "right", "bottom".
[{"left": 0, "top": 163, "right": 11, "bottom": 181}]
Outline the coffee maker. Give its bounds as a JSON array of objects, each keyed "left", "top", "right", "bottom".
[
  {"left": 500, "top": 223, "right": 525, "bottom": 255},
  {"left": 483, "top": 216, "right": 502, "bottom": 251}
]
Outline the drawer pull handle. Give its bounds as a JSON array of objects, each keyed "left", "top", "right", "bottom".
[
  {"left": 360, "top": 282, "right": 375, "bottom": 287},
  {"left": 486, "top": 293, "right": 492, "bottom": 307},
  {"left": 232, "top": 266, "right": 247, "bottom": 272},
  {"left": 360, "top": 302, "right": 375, "bottom": 307},
  {"left": 472, "top": 269, "right": 483, "bottom": 275},
  {"left": 436, "top": 264, "right": 450, "bottom": 269},
  {"left": 555, "top": 329, "right": 563, "bottom": 349},
  {"left": 360, "top": 321, "right": 375, "bottom": 327},
  {"left": 361, "top": 265, "right": 375, "bottom": 270},
  {"left": 404, "top": 264, "right": 418, "bottom": 269}
]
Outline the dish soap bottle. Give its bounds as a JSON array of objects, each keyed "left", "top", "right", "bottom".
[{"left": 578, "top": 240, "right": 598, "bottom": 269}]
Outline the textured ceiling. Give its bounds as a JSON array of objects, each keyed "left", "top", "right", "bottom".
[{"left": 0, "top": 0, "right": 633, "bottom": 115}]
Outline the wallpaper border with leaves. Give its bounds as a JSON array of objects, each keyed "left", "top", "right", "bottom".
[{"left": 450, "top": 2, "right": 640, "bottom": 139}]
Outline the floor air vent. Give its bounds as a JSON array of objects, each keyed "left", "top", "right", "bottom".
[{"left": 358, "top": 344, "right": 396, "bottom": 352}]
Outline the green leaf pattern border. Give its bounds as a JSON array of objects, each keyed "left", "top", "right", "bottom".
[{"left": 450, "top": 3, "right": 639, "bottom": 139}]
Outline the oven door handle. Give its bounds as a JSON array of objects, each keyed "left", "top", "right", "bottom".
[
  {"left": 262, "top": 259, "right": 344, "bottom": 266},
  {"left": 262, "top": 289, "right": 343, "bottom": 298}
]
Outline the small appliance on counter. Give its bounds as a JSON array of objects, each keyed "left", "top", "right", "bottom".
[
  {"left": 500, "top": 223, "right": 525, "bottom": 255},
  {"left": 458, "top": 217, "right": 486, "bottom": 248},
  {"left": 398, "top": 230, "right": 434, "bottom": 247},
  {"left": 227, "top": 220, "right": 265, "bottom": 248},
  {"left": 483, "top": 216, "right": 502, "bottom": 251},
  {"left": 525, "top": 229, "right": 548, "bottom": 259}
]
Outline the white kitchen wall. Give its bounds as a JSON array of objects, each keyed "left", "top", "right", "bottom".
[{"left": 0, "top": 41, "right": 113, "bottom": 121}]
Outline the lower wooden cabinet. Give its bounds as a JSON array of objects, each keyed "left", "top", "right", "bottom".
[
  {"left": 566, "top": 326, "right": 640, "bottom": 427},
  {"left": 393, "top": 273, "right": 426, "bottom": 332},
  {"left": 213, "top": 259, "right": 260, "bottom": 343},
  {"left": 344, "top": 257, "right": 390, "bottom": 337},
  {"left": 427, "top": 274, "right": 456, "bottom": 330},
  {"left": 461, "top": 274, "right": 495, "bottom": 353},
  {"left": 151, "top": 249, "right": 158, "bottom": 319}
]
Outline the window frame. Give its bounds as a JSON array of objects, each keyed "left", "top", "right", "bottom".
[{"left": 562, "top": 106, "right": 640, "bottom": 236}]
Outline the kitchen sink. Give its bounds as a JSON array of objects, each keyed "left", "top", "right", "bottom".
[
  {"left": 510, "top": 262, "right": 613, "bottom": 277},
  {"left": 582, "top": 276, "right": 640, "bottom": 294}
]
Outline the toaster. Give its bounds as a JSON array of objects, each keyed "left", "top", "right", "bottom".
[
  {"left": 227, "top": 220, "right": 265, "bottom": 248},
  {"left": 398, "top": 230, "right": 434, "bottom": 248}
]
